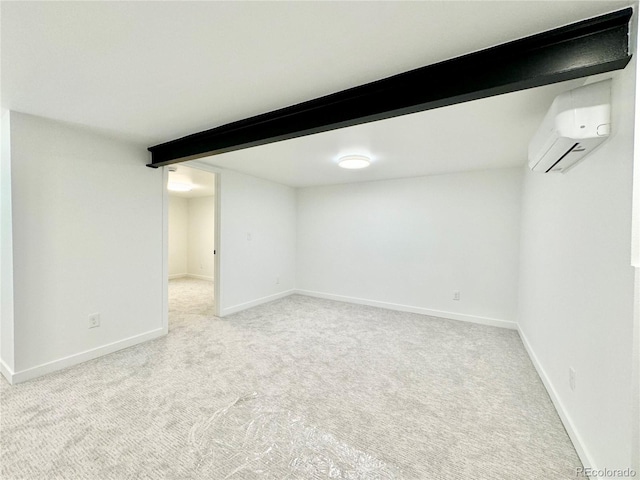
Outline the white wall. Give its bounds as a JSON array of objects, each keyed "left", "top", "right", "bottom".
[
  {"left": 168, "top": 195, "right": 188, "bottom": 277},
  {"left": 517, "top": 70, "right": 637, "bottom": 470},
  {"left": 187, "top": 195, "right": 215, "bottom": 281},
  {"left": 6, "top": 112, "right": 165, "bottom": 382},
  {"left": 630, "top": 8, "right": 640, "bottom": 472},
  {"left": 167, "top": 194, "right": 215, "bottom": 281},
  {"left": 218, "top": 169, "right": 296, "bottom": 315},
  {"left": 296, "top": 168, "right": 522, "bottom": 327},
  {"left": 1, "top": 110, "right": 15, "bottom": 376}
]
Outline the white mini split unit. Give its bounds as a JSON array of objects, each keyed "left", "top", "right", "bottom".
[{"left": 528, "top": 79, "right": 611, "bottom": 173}]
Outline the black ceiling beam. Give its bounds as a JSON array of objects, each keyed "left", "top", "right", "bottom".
[{"left": 147, "top": 8, "right": 633, "bottom": 167}]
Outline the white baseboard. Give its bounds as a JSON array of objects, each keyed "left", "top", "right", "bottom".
[
  {"left": 186, "top": 273, "right": 214, "bottom": 282},
  {"left": 221, "top": 289, "right": 295, "bottom": 316},
  {"left": 294, "top": 289, "right": 517, "bottom": 330},
  {"left": 518, "top": 326, "right": 595, "bottom": 477},
  {"left": 168, "top": 273, "right": 187, "bottom": 280},
  {"left": 0, "top": 359, "right": 14, "bottom": 385},
  {"left": 8, "top": 328, "right": 167, "bottom": 384},
  {"left": 168, "top": 274, "right": 214, "bottom": 281}
]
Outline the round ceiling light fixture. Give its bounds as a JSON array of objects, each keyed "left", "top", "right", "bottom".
[{"left": 337, "top": 154, "right": 371, "bottom": 169}]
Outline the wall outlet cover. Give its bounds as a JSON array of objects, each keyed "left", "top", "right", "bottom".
[{"left": 89, "top": 313, "right": 100, "bottom": 329}]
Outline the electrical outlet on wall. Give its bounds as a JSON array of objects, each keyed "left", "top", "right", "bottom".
[
  {"left": 569, "top": 367, "right": 576, "bottom": 391},
  {"left": 88, "top": 313, "right": 100, "bottom": 329},
  {"left": 453, "top": 290, "right": 460, "bottom": 301}
]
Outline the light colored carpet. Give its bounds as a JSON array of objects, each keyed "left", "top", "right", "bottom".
[{"left": 1, "top": 278, "right": 581, "bottom": 479}]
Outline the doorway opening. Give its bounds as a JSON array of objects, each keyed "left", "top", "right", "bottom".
[{"left": 166, "top": 165, "right": 219, "bottom": 326}]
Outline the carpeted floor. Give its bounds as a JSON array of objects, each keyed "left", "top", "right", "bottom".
[{"left": 1, "top": 278, "right": 581, "bottom": 479}]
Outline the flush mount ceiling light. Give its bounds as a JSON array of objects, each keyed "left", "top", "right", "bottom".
[
  {"left": 167, "top": 182, "right": 193, "bottom": 192},
  {"left": 337, "top": 155, "right": 371, "bottom": 169}
]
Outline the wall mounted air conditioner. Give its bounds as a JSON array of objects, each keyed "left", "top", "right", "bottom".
[{"left": 528, "top": 79, "right": 611, "bottom": 173}]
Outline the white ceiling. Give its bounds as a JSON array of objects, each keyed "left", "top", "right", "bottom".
[
  {"left": 168, "top": 165, "right": 215, "bottom": 199},
  {"left": 195, "top": 77, "right": 589, "bottom": 187},
  {"left": 2, "top": 1, "right": 634, "bottom": 186}
]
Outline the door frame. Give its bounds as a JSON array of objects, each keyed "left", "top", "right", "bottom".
[{"left": 162, "top": 161, "right": 223, "bottom": 321}]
